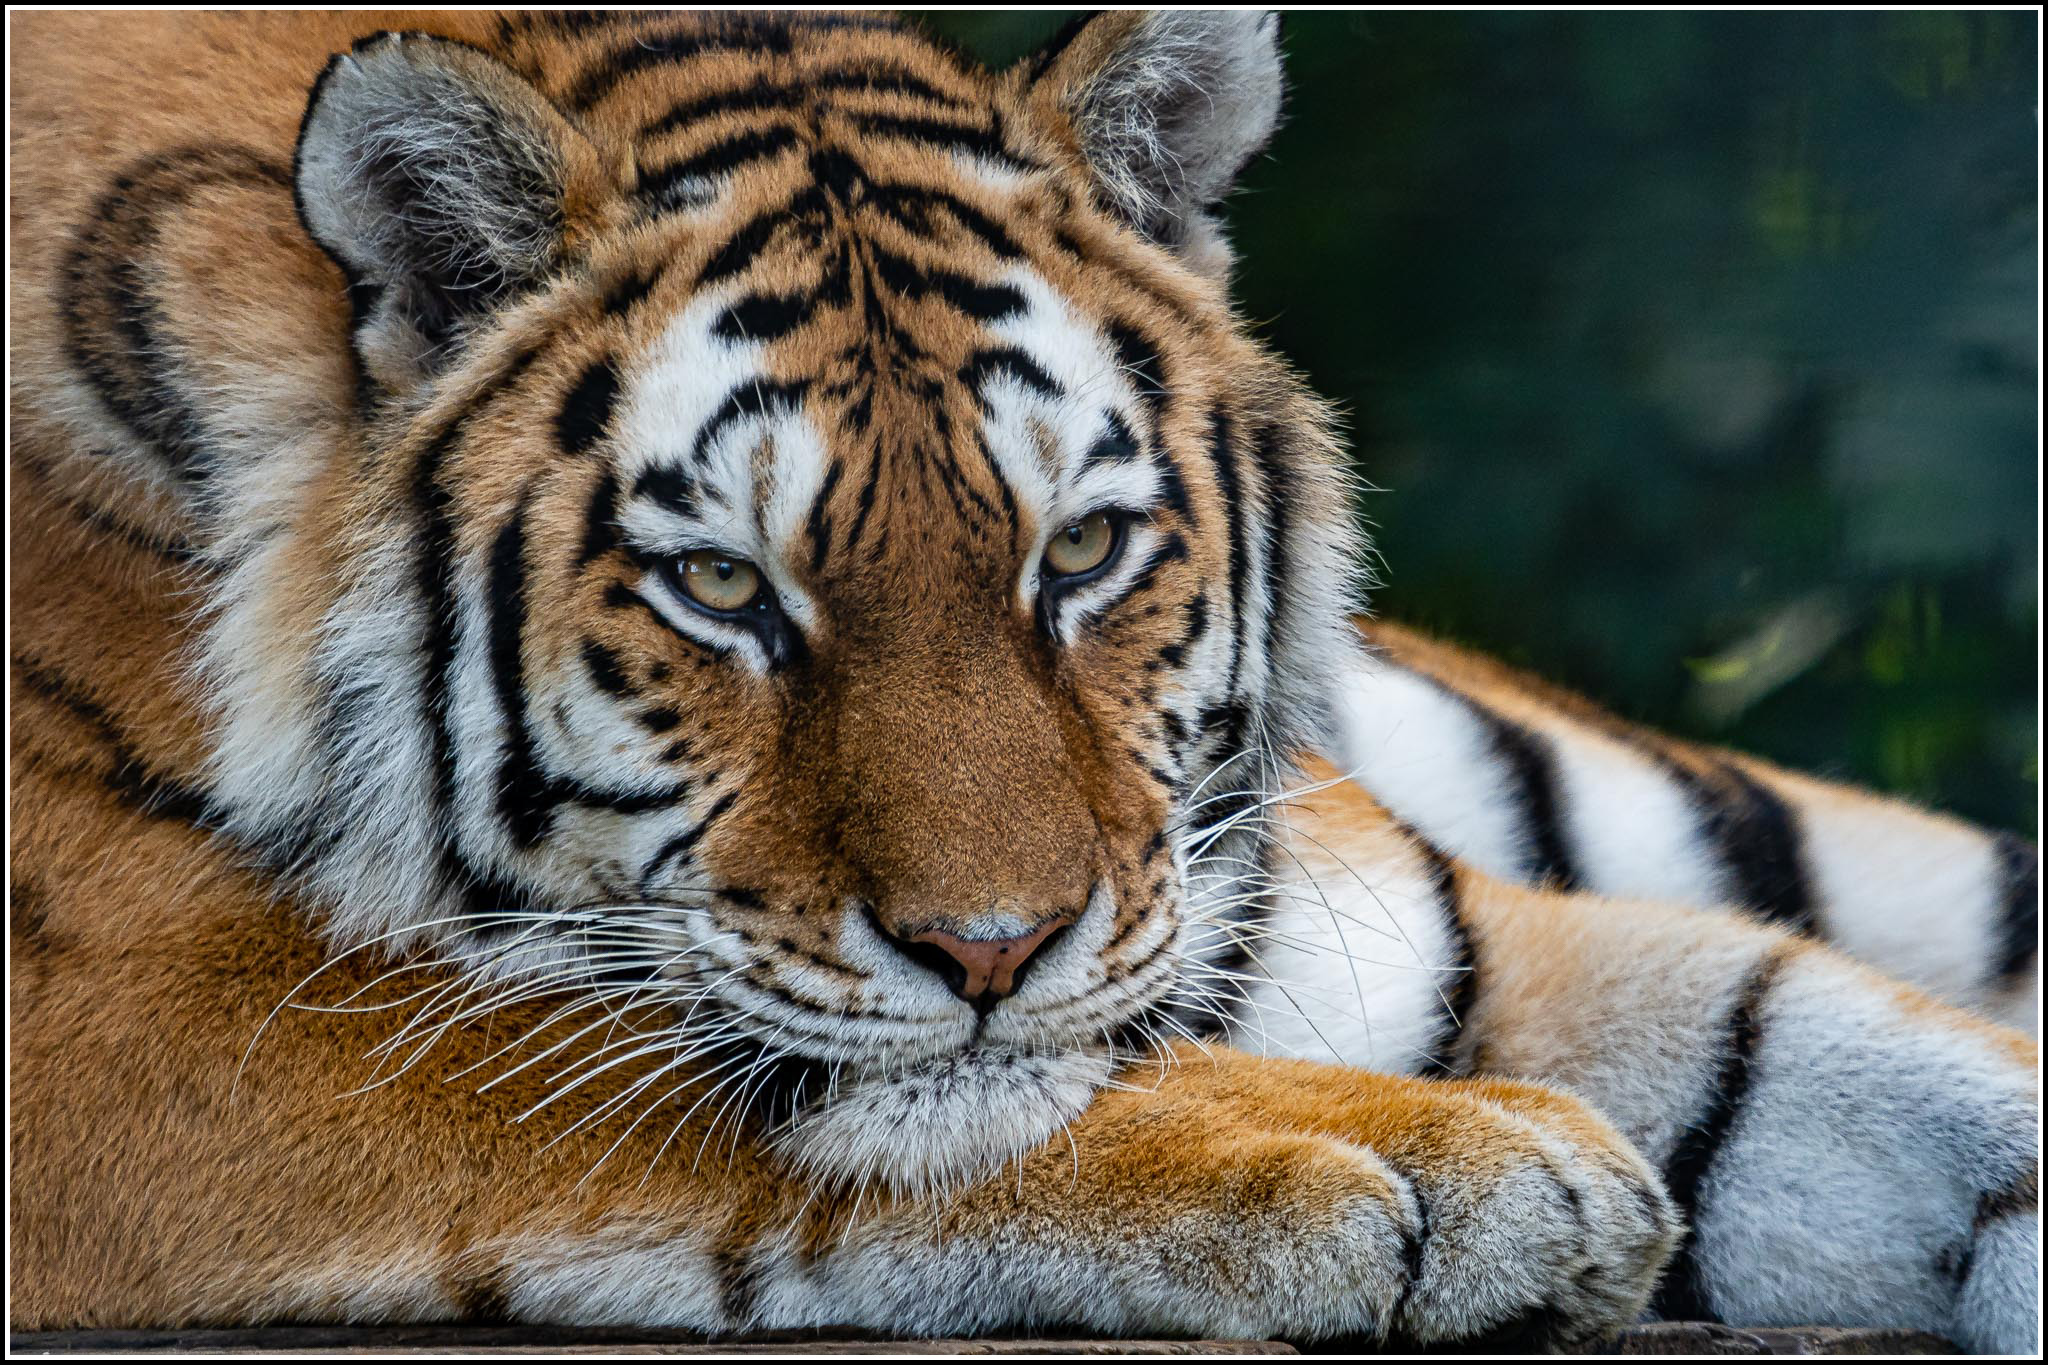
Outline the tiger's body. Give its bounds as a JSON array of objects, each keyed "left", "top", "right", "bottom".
[{"left": 7, "top": 9, "right": 2038, "bottom": 1350}]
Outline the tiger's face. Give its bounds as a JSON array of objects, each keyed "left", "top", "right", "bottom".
[{"left": 246, "top": 11, "right": 1361, "bottom": 1192}]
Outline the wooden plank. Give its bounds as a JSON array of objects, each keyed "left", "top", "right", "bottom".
[
  {"left": 5, "top": 1326, "right": 1297, "bottom": 1356},
  {"left": 1596, "top": 1323, "right": 1958, "bottom": 1355},
  {"left": 7, "top": 1323, "right": 1960, "bottom": 1355}
]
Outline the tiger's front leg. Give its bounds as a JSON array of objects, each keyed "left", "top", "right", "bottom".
[
  {"left": 789, "top": 1052, "right": 1676, "bottom": 1346},
  {"left": 1234, "top": 767, "right": 2040, "bottom": 1353},
  {"left": 12, "top": 833, "right": 1682, "bottom": 1347}
]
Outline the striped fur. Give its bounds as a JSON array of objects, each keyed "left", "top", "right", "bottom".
[
  {"left": 1333, "top": 622, "right": 2040, "bottom": 1034},
  {"left": 10, "top": 10, "right": 2036, "bottom": 1350}
]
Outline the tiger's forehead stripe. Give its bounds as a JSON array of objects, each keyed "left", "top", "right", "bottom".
[
  {"left": 596, "top": 246, "right": 1201, "bottom": 627},
  {"left": 549, "top": 13, "right": 920, "bottom": 115}
]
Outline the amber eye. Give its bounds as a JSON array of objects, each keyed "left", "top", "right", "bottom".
[
  {"left": 1043, "top": 510, "right": 1121, "bottom": 580},
  {"left": 678, "top": 550, "right": 763, "bottom": 613}
]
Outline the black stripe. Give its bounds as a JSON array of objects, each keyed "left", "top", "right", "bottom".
[
  {"left": 868, "top": 245, "right": 1026, "bottom": 321},
  {"left": 638, "top": 126, "right": 801, "bottom": 209},
  {"left": 1183, "top": 787, "right": 1274, "bottom": 1003},
  {"left": 640, "top": 790, "right": 739, "bottom": 889},
  {"left": 958, "top": 347, "right": 1060, "bottom": 406},
  {"left": 563, "top": 17, "right": 797, "bottom": 111},
  {"left": 869, "top": 180, "right": 1023, "bottom": 260},
  {"left": 691, "top": 378, "right": 811, "bottom": 465},
  {"left": 1086, "top": 414, "right": 1140, "bottom": 467},
  {"left": 927, "top": 268, "right": 1027, "bottom": 322},
  {"left": 924, "top": 437, "right": 998, "bottom": 528},
  {"left": 1651, "top": 952, "right": 1784, "bottom": 1322},
  {"left": 11, "top": 654, "right": 214, "bottom": 827},
  {"left": 63, "top": 146, "right": 291, "bottom": 484},
  {"left": 1405, "top": 832, "right": 1475, "bottom": 1078},
  {"left": 1153, "top": 453, "right": 1192, "bottom": 523},
  {"left": 1989, "top": 833, "right": 2038, "bottom": 986},
  {"left": 1438, "top": 684, "right": 1584, "bottom": 893},
  {"left": 1665, "top": 760, "right": 1815, "bottom": 933},
  {"left": 1107, "top": 321, "right": 1169, "bottom": 442},
  {"left": 50, "top": 480, "right": 200, "bottom": 565},
  {"left": 491, "top": 503, "right": 692, "bottom": 843},
  {"left": 576, "top": 470, "right": 620, "bottom": 567},
  {"left": 639, "top": 63, "right": 969, "bottom": 143},
  {"left": 508, "top": 10, "right": 624, "bottom": 40},
  {"left": 602, "top": 267, "right": 662, "bottom": 318},
  {"left": 1208, "top": 407, "right": 1252, "bottom": 704},
  {"left": 1121, "top": 532, "right": 1190, "bottom": 603},
  {"left": 695, "top": 209, "right": 785, "bottom": 290},
  {"left": 806, "top": 460, "right": 845, "bottom": 573},
  {"left": 581, "top": 640, "right": 633, "bottom": 697},
  {"left": 415, "top": 346, "right": 545, "bottom": 867},
  {"left": 556, "top": 356, "right": 619, "bottom": 456},
  {"left": 810, "top": 145, "right": 867, "bottom": 205},
  {"left": 713, "top": 290, "right": 817, "bottom": 344},
  {"left": 630, "top": 464, "right": 698, "bottom": 516},
  {"left": 843, "top": 451, "right": 884, "bottom": 555},
  {"left": 640, "top": 76, "right": 803, "bottom": 139},
  {"left": 1182, "top": 592, "right": 1210, "bottom": 649},
  {"left": 813, "top": 64, "right": 966, "bottom": 107},
  {"left": 848, "top": 111, "right": 1039, "bottom": 175},
  {"left": 487, "top": 493, "right": 554, "bottom": 848},
  {"left": 695, "top": 186, "right": 827, "bottom": 289},
  {"left": 1251, "top": 424, "right": 1293, "bottom": 708}
]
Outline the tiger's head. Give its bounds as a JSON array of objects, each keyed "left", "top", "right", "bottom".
[{"left": 196, "top": 11, "right": 1364, "bottom": 1194}]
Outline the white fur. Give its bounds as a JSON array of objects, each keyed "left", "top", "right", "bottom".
[
  {"left": 1220, "top": 805, "right": 1461, "bottom": 1074},
  {"left": 778, "top": 1048, "right": 1113, "bottom": 1201},
  {"left": 1787, "top": 779, "right": 2017, "bottom": 1017},
  {"left": 1330, "top": 658, "right": 1535, "bottom": 879}
]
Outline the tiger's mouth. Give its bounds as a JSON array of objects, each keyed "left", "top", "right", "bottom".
[
  {"left": 465, "top": 881, "right": 1197, "bottom": 1192},
  {"left": 679, "top": 897, "right": 1192, "bottom": 1194},
  {"left": 661, "top": 881, "right": 1191, "bottom": 1069}
]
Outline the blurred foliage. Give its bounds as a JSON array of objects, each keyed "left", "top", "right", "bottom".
[{"left": 912, "top": 10, "right": 2040, "bottom": 833}]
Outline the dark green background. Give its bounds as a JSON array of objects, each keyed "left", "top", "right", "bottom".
[{"left": 911, "top": 10, "right": 2040, "bottom": 834}]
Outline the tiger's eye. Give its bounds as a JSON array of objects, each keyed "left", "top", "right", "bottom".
[
  {"left": 1043, "top": 511, "right": 1118, "bottom": 578},
  {"left": 679, "top": 550, "right": 762, "bottom": 613}
]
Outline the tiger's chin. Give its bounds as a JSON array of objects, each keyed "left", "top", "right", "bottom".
[{"left": 776, "top": 1046, "right": 1114, "bottom": 1200}]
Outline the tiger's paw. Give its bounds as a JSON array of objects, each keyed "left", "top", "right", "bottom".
[
  {"left": 1088, "top": 1063, "right": 1678, "bottom": 1345},
  {"left": 1133, "top": 1130, "right": 1422, "bottom": 1341},
  {"left": 1369, "top": 1081, "right": 1681, "bottom": 1348},
  {"left": 846, "top": 1053, "right": 1677, "bottom": 1346}
]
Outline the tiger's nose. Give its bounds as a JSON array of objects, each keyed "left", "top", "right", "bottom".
[{"left": 877, "top": 910, "right": 1078, "bottom": 1014}]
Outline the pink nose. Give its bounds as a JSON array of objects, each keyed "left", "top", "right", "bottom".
[{"left": 883, "top": 911, "right": 1078, "bottom": 1013}]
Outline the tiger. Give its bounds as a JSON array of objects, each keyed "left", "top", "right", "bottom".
[{"left": 8, "top": 8, "right": 2038, "bottom": 1352}]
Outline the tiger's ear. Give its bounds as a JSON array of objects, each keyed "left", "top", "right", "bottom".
[
  {"left": 293, "top": 32, "right": 610, "bottom": 392},
  {"left": 1023, "top": 10, "right": 1284, "bottom": 279}
]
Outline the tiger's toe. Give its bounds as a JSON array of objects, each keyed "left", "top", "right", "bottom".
[{"left": 1386, "top": 1092, "right": 1677, "bottom": 1347}]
